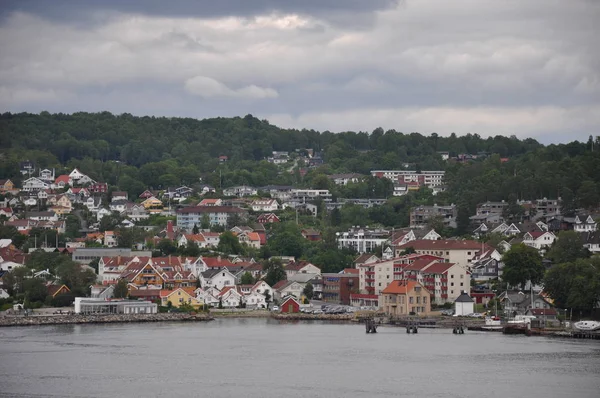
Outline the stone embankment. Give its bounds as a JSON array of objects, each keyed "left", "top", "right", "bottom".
[
  {"left": 0, "top": 312, "right": 213, "bottom": 327},
  {"left": 272, "top": 313, "right": 354, "bottom": 321}
]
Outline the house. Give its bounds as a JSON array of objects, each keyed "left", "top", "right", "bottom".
[
  {"left": 349, "top": 294, "right": 379, "bottom": 308},
  {"left": 216, "top": 286, "right": 245, "bottom": 308},
  {"left": 285, "top": 261, "right": 321, "bottom": 279},
  {"left": 28, "top": 211, "right": 58, "bottom": 221},
  {"left": 0, "top": 288, "right": 9, "bottom": 299},
  {"left": 0, "top": 179, "right": 17, "bottom": 195},
  {"left": 47, "top": 284, "right": 71, "bottom": 298},
  {"left": 498, "top": 291, "right": 554, "bottom": 315},
  {"left": 0, "top": 245, "right": 28, "bottom": 271},
  {"left": 581, "top": 231, "right": 600, "bottom": 254},
  {"left": 219, "top": 155, "right": 228, "bottom": 163},
  {"left": 54, "top": 175, "right": 72, "bottom": 188},
  {"left": 410, "top": 204, "right": 457, "bottom": 229},
  {"left": 272, "top": 280, "right": 305, "bottom": 301},
  {"left": 525, "top": 308, "right": 558, "bottom": 320},
  {"left": 96, "top": 208, "right": 112, "bottom": 221},
  {"left": 127, "top": 204, "right": 149, "bottom": 221},
  {"left": 39, "top": 168, "right": 55, "bottom": 182},
  {"left": 280, "top": 296, "right": 301, "bottom": 313},
  {"left": 223, "top": 185, "right": 257, "bottom": 197},
  {"left": 454, "top": 292, "right": 475, "bottom": 316},
  {"left": 160, "top": 288, "right": 203, "bottom": 308},
  {"left": 201, "top": 268, "right": 236, "bottom": 291},
  {"left": 337, "top": 227, "right": 390, "bottom": 254},
  {"left": 68, "top": 168, "right": 86, "bottom": 181},
  {"left": 112, "top": 191, "right": 128, "bottom": 202},
  {"left": 328, "top": 173, "right": 363, "bottom": 186},
  {"left": 257, "top": 213, "right": 280, "bottom": 224},
  {"left": 22, "top": 177, "right": 49, "bottom": 191},
  {"left": 251, "top": 198, "right": 279, "bottom": 212},
  {"left": 141, "top": 196, "right": 163, "bottom": 210},
  {"left": 104, "top": 231, "right": 118, "bottom": 247},
  {"left": 199, "top": 185, "right": 216, "bottom": 196},
  {"left": 244, "top": 290, "right": 268, "bottom": 309},
  {"left": 198, "top": 198, "right": 223, "bottom": 207},
  {"left": 522, "top": 231, "right": 556, "bottom": 253},
  {"left": 0, "top": 207, "right": 13, "bottom": 218},
  {"left": 20, "top": 160, "right": 35, "bottom": 176},
  {"left": 574, "top": 215, "right": 597, "bottom": 233},
  {"left": 89, "top": 182, "right": 108, "bottom": 194},
  {"left": 379, "top": 280, "right": 431, "bottom": 316},
  {"left": 236, "top": 231, "right": 261, "bottom": 249},
  {"left": 354, "top": 253, "right": 380, "bottom": 267},
  {"left": 139, "top": 190, "right": 154, "bottom": 199},
  {"left": 301, "top": 229, "right": 321, "bottom": 241},
  {"left": 90, "top": 285, "right": 115, "bottom": 299}
]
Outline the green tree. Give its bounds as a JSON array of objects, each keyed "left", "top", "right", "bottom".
[
  {"left": 192, "top": 224, "right": 200, "bottom": 234},
  {"left": 56, "top": 259, "right": 97, "bottom": 296},
  {"left": 544, "top": 258, "right": 600, "bottom": 311},
  {"left": 240, "top": 271, "right": 254, "bottom": 285},
  {"left": 263, "top": 259, "right": 286, "bottom": 287},
  {"left": 302, "top": 282, "right": 314, "bottom": 300},
  {"left": 113, "top": 279, "right": 129, "bottom": 298},
  {"left": 23, "top": 278, "right": 48, "bottom": 303},
  {"left": 502, "top": 244, "right": 544, "bottom": 289},
  {"left": 2, "top": 266, "right": 29, "bottom": 296},
  {"left": 157, "top": 239, "right": 178, "bottom": 255},
  {"left": 546, "top": 231, "right": 590, "bottom": 264},
  {"left": 455, "top": 199, "right": 472, "bottom": 235},
  {"left": 577, "top": 180, "right": 599, "bottom": 210},
  {"left": 201, "top": 214, "right": 211, "bottom": 230},
  {"left": 217, "top": 231, "right": 244, "bottom": 255}
]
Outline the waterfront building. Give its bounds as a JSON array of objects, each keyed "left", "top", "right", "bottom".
[
  {"left": 321, "top": 272, "right": 359, "bottom": 305},
  {"left": 379, "top": 280, "right": 431, "bottom": 316},
  {"left": 74, "top": 297, "right": 157, "bottom": 314}
]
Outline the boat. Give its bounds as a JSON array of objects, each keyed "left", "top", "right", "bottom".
[
  {"left": 573, "top": 321, "right": 600, "bottom": 332},
  {"left": 507, "top": 315, "right": 536, "bottom": 325},
  {"left": 481, "top": 316, "right": 502, "bottom": 331}
]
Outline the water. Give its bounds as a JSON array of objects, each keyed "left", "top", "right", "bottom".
[{"left": 1, "top": 318, "right": 599, "bottom": 398}]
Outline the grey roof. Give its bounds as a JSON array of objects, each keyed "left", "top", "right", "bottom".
[
  {"left": 454, "top": 292, "right": 474, "bottom": 303},
  {"left": 201, "top": 269, "right": 223, "bottom": 279}
]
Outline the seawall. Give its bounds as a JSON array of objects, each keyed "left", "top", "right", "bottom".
[{"left": 0, "top": 313, "right": 213, "bottom": 327}]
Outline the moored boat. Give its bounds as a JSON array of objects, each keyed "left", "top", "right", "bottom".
[{"left": 573, "top": 320, "right": 600, "bottom": 332}]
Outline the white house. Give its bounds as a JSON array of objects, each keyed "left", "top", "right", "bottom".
[
  {"left": 237, "top": 231, "right": 261, "bottom": 249},
  {"left": 251, "top": 199, "right": 279, "bottom": 212},
  {"left": 69, "top": 168, "right": 86, "bottom": 181},
  {"left": 454, "top": 292, "right": 475, "bottom": 316},
  {"left": 109, "top": 200, "right": 128, "bottom": 213},
  {"left": 201, "top": 268, "right": 236, "bottom": 291},
  {"left": 522, "top": 231, "right": 556, "bottom": 253},
  {"left": 218, "top": 286, "right": 244, "bottom": 308},
  {"left": 0, "top": 288, "right": 9, "bottom": 299},
  {"left": 574, "top": 215, "right": 597, "bottom": 233},
  {"left": 96, "top": 208, "right": 112, "bottom": 221},
  {"left": 22, "top": 177, "right": 49, "bottom": 192},
  {"left": 194, "top": 288, "right": 219, "bottom": 307},
  {"left": 272, "top": 280, "right": 305, "bottom": 301},
  {"left": 244, "top": 291, "right": 267, "bottom": 309}
]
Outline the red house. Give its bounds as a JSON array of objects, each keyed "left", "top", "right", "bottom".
[
  {"left": 89, "top": 182, "right": 108, "bottom": 193},
  {"left": 280, "top": 296, "right": 300, "bottom": 313},
  {"left": 139, "top": 190, "right": 154, "bottom": 199},
  {"left": 257, "top": 213, "right": 280, "bottom": 224}
]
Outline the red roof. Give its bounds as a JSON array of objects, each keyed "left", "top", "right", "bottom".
[
  {"left": 526, "top": 231, "right": 546, "bottom": 239},
  {"left": 397, "top": 239, "right": 490, "bottom": 251},
  {"left": 382, "top": 280, "right": 425, "bottom": 295},
  {"left": 203, "top": 256, "right": 235, "bottom": 268},
  {"left": 272, "top": 280, "right": 290, "bottom": 290},
  {"left": 54, "top": 175, "right": 70, "bottom": 184},
  {"left": 177, "top": 206, "right": 246, "bottom": 214},
  {"left": 404, "top": 259, "right": 440, "bottom": 271},
  {"left": 343, "top": 268, "right": 359, "bottom": 274},
  {"left": 424, "top": 262, "right": 455, "bottom": 274}
]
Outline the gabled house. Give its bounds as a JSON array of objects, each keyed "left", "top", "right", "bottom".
[
  {"left": 139, "top": 190, "right": 155, "bottom": 199},
  {"left": 111, "top": 191, "right": 128, "bottom": 202},
  {"left": 109, "top": 200, "right": 129, "bottom": 213},
  {"left": 574, "top": 215, "right": 597, "bottom": 233},
  {"left": 141, "top": 197, "right": 163, "bottom": 211},
  {"left": 272, "top": 280, "right": 305, "bottom": 301},
  {"left": 39, "top": 168, "right": 55, "bottom": 182},
  {"left": 251, "top": 198, "right": 279, "bottom": 212},
  {"left": 284, "top": 261, "right": 321, "bottom": 279},
  {"left": 22, "top": 177, "right": 49, "bottom": 192},
  {"left": 54, "top": 175, "right": 72, "bottom": 189},
  {"left": 301, "top": 229, "right": 321, "bottom": 241},
  {"left": 198, "top": 198, "right": 222, "bottom": 207},
  {"left": 47, "top": 284, "right": 71, "bottom": 298},
  {"left": 379, "top": 280, "right": 431, "bottom": 316},
  {"left": 104, "top": 231, "right": 118, "bottom": 247},
  {"left": 280, "top": 296, "right": 301, "bottom": 313},
  {"left": 160, "top": 288, "right": 203, "bottom": 309},
  {"left": 236, "top": 231, "right": 261, "bottom": 249},
  {"left": 522, "top": 231, "right": 556, "bottom": 253},
  {"left": 217, "top": 286, "right": 245, "bottom": 308},
  {"left": 20, "top": 160, "right": 35, "bottom": 176},
  {"left": 257, "top": 213, "right": 280, "bottom": 224},
  {"left": 354, "top": 254, "right": 380, "bottom": 267},
  {"left": 581, "top": 231, "right": 600, "bottom": 254},
  {"left": 89, "top": 182, "right": 108, "bottom": 194},
  {"left": 201, "top": 268, "right": 236, "bottom": 291},
  {"left": 0, "top": 179, "right": 18, "bottom": 195},
  {"left": 199, "top": 185, "right": 216, "bottom": 195}
]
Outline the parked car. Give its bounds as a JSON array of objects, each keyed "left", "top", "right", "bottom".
[{"left": 272, "top": 306, "right": 280, "bottom": 311}]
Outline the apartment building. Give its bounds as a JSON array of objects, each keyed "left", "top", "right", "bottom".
[
  {"left": 410, "top": 204, "right": 457, "bottom": 229},
  {"left": 336, "top": 227, "right": 390, "bottom": 254},
  {"left": 371, "top": 170, "right": 445, "bottom": 187}
]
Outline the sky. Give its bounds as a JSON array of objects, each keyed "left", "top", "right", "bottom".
[{"left": 0, "top": 0, "right": 599, "bottom": 143}]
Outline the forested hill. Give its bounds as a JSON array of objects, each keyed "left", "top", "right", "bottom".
[{"left": 1, "top": 111, "right": 599, "bottom": 209}]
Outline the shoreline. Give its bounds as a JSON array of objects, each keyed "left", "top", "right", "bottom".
[{"left": 0, "top": 312, "right": 214, "bottom": 327}]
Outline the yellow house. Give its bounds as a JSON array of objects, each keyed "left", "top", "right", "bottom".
[
  {"left": 141, "top": 196, "right": 163, "bottom": 210},
  {"left": 160, "top": 288, "right": 203, "bottom": 308},
  {"left": 55, "top": 194, "right": 72, "bottom": 210},
  {"left": 50, "top": 205, "right": 71, "bottom": 215},
  {"left": 0, "top": 179, "right": 18, "bottom": 194}
]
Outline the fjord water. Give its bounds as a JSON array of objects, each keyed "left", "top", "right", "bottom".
[{"left": 1, "top": 319, "right": 598, "bottom": 398}]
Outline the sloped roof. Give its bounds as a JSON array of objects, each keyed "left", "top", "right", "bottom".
[
  {"left": 397, "top": 239, "right": 489, "bottom": 251},
  {"left": 454, "top": 292, "right": 474, "bottom": 303},
  {"left": 382, "top": 280, "right": 422, "bottom": 295}
]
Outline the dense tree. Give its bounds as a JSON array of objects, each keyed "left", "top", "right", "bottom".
[
  {"left": 546, "top": 231, "right": 590, "bottom": 264},
  {"left": 217, "top": 231, "right": 245, "bottom": 255},
  {"left": 240, "top": 271, "right": 254, "bottom": 285},
  {"left": 544, "top": 258, "right": 600, "bottom": 312},
  {"left": 502, "top": 244, "right": 544, "bottom": 289},
  {"left": 263, "top": 259, "right": 286, "bottom": 287},
  {"left": 156, "top": 239, "right": 178, "bottom": 256},
  {"left": 302, "top": 283, "right": 314, "bottom": 300},
  {"left": 113, "top": 279, "right": 129, "bottom": 299}
]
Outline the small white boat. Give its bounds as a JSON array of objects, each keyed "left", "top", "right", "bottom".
[
  {"left": 482, "top": 316, "right": 502, "bottom": 331},
  {"left": 573, "top": 321, "right": 600, "bottom": 331},
  {"left": 507, "top": 315, "right": 536, "bottom": 325}
]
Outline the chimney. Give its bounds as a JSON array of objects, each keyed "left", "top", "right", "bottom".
[{"left": 167, "top": 220, "right": 173, "bottom": 233}]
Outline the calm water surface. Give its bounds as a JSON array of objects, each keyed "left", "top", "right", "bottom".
[{"left": 1, "top": 318, "right": 599, "bottom": 398}]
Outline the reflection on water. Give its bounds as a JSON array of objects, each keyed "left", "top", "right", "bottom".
[{"left": 1, "top": 318, "right": 599, "bottom": 398}]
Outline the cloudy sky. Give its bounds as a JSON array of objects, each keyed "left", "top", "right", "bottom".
[{"left": 1, "top": 0, "right": 599, "bottom": 143}]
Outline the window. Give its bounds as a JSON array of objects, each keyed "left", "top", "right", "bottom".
[
  {"left": 423, "top": 296, "right": 427, "bottom": 304},
  {"left": 451, "top": 282, "right": 454, "bottom": 287},
  {"left": 451, "top": 275, "right": 454, "bottom": 279},
  {"left": 409, "top": 297, "right": 414, "bottom": 304},
  {"left": 460, "top": 282, "right": 463, "bottom": 287},
  {"left": 460, "top": 274, "right": 464, "bottom": 279}
]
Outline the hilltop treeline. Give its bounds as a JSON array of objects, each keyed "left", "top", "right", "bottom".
[{"left": 1, "top": 112, "right": 599, "bottom": 215}]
